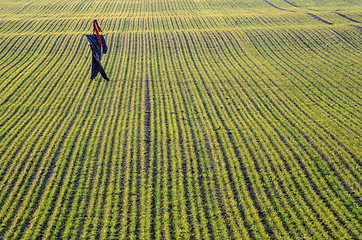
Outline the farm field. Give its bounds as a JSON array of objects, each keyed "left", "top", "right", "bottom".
[{"left": 0, "top": 0, "right": 361, "bottom": 239}]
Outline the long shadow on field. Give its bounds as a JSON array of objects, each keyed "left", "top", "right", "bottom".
[
  {"left": 306, "top": 13, "right": 333, "bottom": 25},
  {"left": 263, "top": 0, "right": 296, "bottom": 12},
  {"left": 282, "top": 0, "right": 299, "bottom": 8},
  {"left": 334, "top": 12, "right": 361, "bottom": 23}
]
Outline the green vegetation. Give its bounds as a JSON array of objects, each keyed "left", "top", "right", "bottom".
[{"left": 0, "top": 0, "right": 361, "bottom": 239}]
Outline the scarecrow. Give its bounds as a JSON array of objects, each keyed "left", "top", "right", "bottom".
[{"left": 86, "top": 19, "right": 109, "bottom": 81}]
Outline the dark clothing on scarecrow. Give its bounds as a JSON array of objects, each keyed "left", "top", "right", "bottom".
[
  {"left": 86, "top": 34, "right": 109, "bottom": 80},
  {"left": 86, "top": 19, "right": 109, "bottom": 81}
]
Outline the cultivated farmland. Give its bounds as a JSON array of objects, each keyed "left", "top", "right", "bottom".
[{"left": 0, "top": 0, "right": 361, "bottom": 239}]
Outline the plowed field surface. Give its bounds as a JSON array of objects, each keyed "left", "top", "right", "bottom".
[{"left": 0, "top": 0, "right": 361, "bottom": 239}]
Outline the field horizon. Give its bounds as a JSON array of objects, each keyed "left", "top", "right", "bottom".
[{"left": 0, "top": 0, "right": 361, "bottom": 239}]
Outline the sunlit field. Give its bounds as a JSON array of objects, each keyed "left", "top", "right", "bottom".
[{"left": 0, "top": 0, "right": 361, "bottom": 239}]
